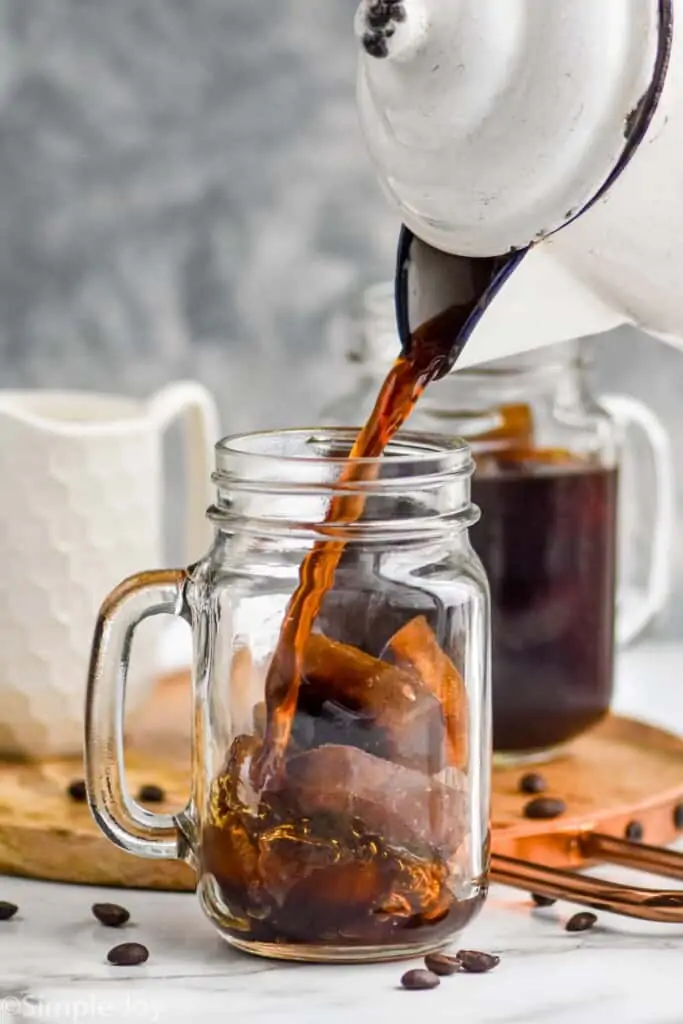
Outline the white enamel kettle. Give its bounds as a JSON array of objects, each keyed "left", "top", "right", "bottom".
[{"left": 355, "top": 0, "right": 683, "bottom": 369}]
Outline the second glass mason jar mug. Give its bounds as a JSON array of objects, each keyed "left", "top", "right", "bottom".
[
  {"left": 324, "top": 284, "right": 674, "bottom": 762},
  {"left": 86, "top": 429, "right": 491, "bottom": 963}
]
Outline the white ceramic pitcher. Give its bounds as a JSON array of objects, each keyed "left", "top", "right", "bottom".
[{"left": 0, "top": 382, "right": 219, "bottom": 758}]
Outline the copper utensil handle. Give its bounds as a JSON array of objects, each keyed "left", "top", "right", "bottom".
[
  {"left": 491, "top": 832, "right": 683, "bottom": 922},
  {"left": 581, "top": 832, "right": 683, "bottom": 881}
]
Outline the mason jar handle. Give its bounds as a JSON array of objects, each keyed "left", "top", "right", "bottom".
[
  {"left": 85, "top": 569, "right": 193, "bottom": 862},
  {"left": 148, "top": 382, "right": 220, "bottom": 564},
  {"left": 600, "top": 394, "right": 674, "bottom": 647}
]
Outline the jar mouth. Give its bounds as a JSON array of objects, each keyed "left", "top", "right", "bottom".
[{"left": 210, "top": 428, "right": 477, "bottom": 539}]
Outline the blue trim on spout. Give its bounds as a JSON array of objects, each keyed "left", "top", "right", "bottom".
[{"left": 395, "top": 228, "right": 529, "bottom": 375}]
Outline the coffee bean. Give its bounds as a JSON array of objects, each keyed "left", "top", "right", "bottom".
[
  {"left": 0, "top": 902, "right": 18, "bottom": 921},
  {"left": 519, "top": 772, "right": 547, "bottom": 795},
  {"left": 455, "top": 950, "right": 500, "bottom": 973},
  {"left": 524, "top": 797, "right": 566, "bottom": 820},
  {"left": 92, "top": 903, "right": 130, "bottom": 928},
  {"left": 531, "top": 893, "right": 557, "bottom": 908},
  {"left": 624, "top": 820, "right": 644, "bottom": 843},
  {"left": 137, "top": 784, "right": 165, "bottom": 804},
  {"left": 565, "top": 912, "right": 597, "bottom": 933},
  {"left": 401, "top": 969, "right": 440, "bottom": 990},
  {"left": 107, "top": 942, "right": 149, "bottom": 966},
  {"left": 67, "top": 779, "right": 87, "bottom": 803},
  {"left": 674, "top": 803, "right": 683, "bottom": 830},
  {"left": 424, "top": 952, "right": 461, "bottom": 976}
]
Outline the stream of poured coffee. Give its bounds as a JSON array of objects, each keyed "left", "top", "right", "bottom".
[{"left": 252, "top": 283, "right": 496, "bottom": 789}]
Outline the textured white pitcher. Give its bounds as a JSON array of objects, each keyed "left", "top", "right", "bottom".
[{"left": 0, "top": 382, "right": 219, "bottom": 758}]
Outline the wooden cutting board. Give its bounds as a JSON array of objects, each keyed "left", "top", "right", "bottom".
[
  {"left": 1, "top": 672, "right": 682, "bottom": 891},
  {"left": 490, "top": 715, "right": 683, "bottom": 866},
  {"left": 0, "top": 672, "right": 195, "bottom": 890}
]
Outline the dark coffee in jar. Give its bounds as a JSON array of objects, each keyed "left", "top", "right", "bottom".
[{"left": 471, "top": 448, "right": 618, "bottom": 754}]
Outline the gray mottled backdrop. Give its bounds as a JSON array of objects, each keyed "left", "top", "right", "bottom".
[{"left": 0, "top": 0, "right": 680, "bottom": 637}]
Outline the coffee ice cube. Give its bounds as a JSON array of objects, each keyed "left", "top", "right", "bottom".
[
  {"left": 300, "top": 634, "right": 447, "bottom": 773},
  {"left": 263, "top": 744, "right": 466, "bottom": 858},
  {"left": 387, "top": 616, "right": 468, "bottom": 769}
]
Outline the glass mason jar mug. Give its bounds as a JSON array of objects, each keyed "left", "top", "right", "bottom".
[
  {"left": 323, "top": 286, "right": 674, "bottom": 762},
  {"left": 85, "top": 429, "right": 491, "bottom": 963}
]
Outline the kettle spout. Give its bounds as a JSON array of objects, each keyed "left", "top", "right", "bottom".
[
  {"left": 395, "top": 228, "right": 528, "bottom": 378},
  {"left": 395, "top": 228, "right": 628, "bottom": 375},
  {"left": 354, "top": 0, "right": 429, "bottom": 62}
]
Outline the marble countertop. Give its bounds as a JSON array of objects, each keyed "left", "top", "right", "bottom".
[{"left": 2, "top": 644, "right": 683, "bottom": 1024}]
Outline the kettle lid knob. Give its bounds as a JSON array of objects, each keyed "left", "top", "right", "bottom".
[{"left": 354, "top": 0, "right": 429, "bottom": 62}]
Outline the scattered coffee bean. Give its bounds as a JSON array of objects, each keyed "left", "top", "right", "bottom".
[
  {"left": 137, "top": 784, "right": 165, "bottom": 804},
  {"left": 107, "top": 942, "right": 149, "bottom": 966},
  {"left": 624, "top": 820, "right": 644, "bottom": 843},
  {"left": 456, "top": 950, "right": 500, "bottom": 974},
  {"left": 401, "top": 969, "right": 440, "bottom": 990},
  {"left": 674, "top": 803, "right": 683, "bottom": 830},
  {"left": 524, "top": 796, "right": 566, "bottom": 820},
  {"left": 565, "top": 912, "right": 597, "bottom": 933},
  {"left": 92, "top": 903, "right": 130, "bottom": 928},
  {"left": 519, "top": 772, "right": 547, "bottom": 795},
  {"left": 424, "top": 952, "right": 461, "bottom": 976},
  {"left": 67, "top": 779, "right": 87, "bottom": 803},
  {"left": 531, "top": 893, "right": 557, "bottom": 908},
  {"left": 0, "top": 901, "right": 18, "bottom": 921}
]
